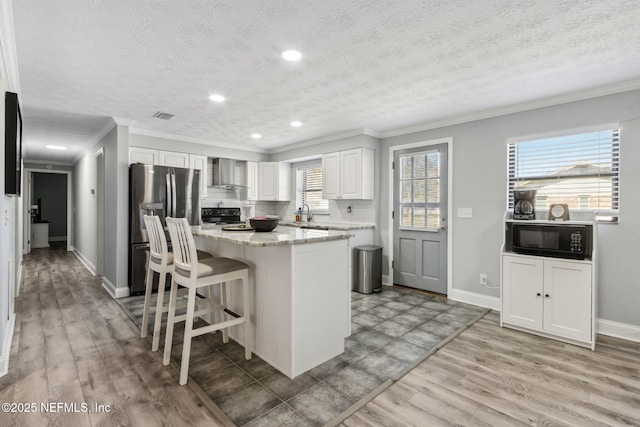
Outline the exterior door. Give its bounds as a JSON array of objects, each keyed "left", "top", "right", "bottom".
[{"left": 393, "top": 143, "right": 448, "bottom": 294}]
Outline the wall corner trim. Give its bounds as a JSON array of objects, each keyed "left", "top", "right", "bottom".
[
  {"left": 0, "top": 313, "right": 16, "bottom": 377},
  {"left": 448, "top": 288, "right": 501, "bottom": 311},
  {"left": 597, "top": 318, "right": 640, "bottom": 343},
  {"left": 101, "top": 277, "right": 130, "bottom": 299}
]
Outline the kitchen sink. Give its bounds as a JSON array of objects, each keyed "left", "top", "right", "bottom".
[{"left": 282, "top": 221, "right": 330, "bottom": 230}]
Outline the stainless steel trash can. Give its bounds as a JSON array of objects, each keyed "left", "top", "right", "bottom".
[{"left": 354, "top": 245, "right": 382, "bottom": 294}]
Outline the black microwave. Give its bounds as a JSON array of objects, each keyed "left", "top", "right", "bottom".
[{"left": 511, "top": 223, "right": 591, "bottom": 260}]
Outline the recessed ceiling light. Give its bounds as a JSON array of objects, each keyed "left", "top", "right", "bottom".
[
  {"left": 290, "top": 121, "right": 303, "bottom": 127},
  {"left": 45, "top": 145, "right": 67, "bottom": 150},
  {"left": 209, "top": 94, "right": 225, "bottom": 102},
  {"left": 251, "top": 133, "right": 262, "bottom": 139},
  {"left": 282, "top": 50, "right": 302, "bottom": 61}
]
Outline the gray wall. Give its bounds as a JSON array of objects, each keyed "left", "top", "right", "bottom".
[
  {"left": 72, "top": 141, "right": 100, "bottom": 267},
  {"left": 33, "top": 172, "right": 67, "bottom": 238},
  {"left": 380, "top": 90, "right": 640, "bottom": 327},
  {"left": 0, "top": 41, "right": 16, "bottom": 361}
]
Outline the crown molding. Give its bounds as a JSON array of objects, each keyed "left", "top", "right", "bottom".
[
  {"left": 112, "top": 116, "right": 137, "bottom": 126},
  {"left": 268, "top": 128, "right": 381, "bottom": 154},
  {"left": 129, "top": 127, "right": 268, "bottom": 154},
  {"left": 70, "top": 119, "right": 117, "bottom": 163},
  {"left": 0, "top": 0, "right": 21, "bottom": 92},
  {"left": 381, "top": 80, "right": 640, "bottom": 139}
]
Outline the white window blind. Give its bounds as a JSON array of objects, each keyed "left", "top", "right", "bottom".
[
  {"left": 296, "top": 164, "right": 328, "bottom": 211},
  {"left": 508, "top": 129, "right": 620, "bottom": 213}
]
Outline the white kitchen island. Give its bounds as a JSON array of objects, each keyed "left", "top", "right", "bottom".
[{"left": 192, "top": 225, "right": 352, "bottom": 378}]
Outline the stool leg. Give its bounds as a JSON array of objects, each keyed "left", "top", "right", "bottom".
[
  {"left": 152, "top": 270, "right": 167, "bottom": 352},
  {"left": 208, "top": 284, "right": 216, "bottom": 331},
  {"left": 243, "top": 272, "right": 252, "bottom": 360},
  {"left": 220, "top": 281, "right": 229, "bottom": 343},
  {"left": 180, "top": 287, "right": 197, "bottom": 385},
  {"left": 141, "top": 268, "right": 154, "bottom": 338},
  {"left": 163, "top": 278, "right": 178, "bottom": 366}
]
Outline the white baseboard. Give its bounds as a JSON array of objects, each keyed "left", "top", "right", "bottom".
[
  {"left": 0, "top": 313, "right": 16, "bottom": 377},
  {"left": 71, "top": 246, "right": 96, "bottom": 275},
  {"left": 101, "top": 276, "right": 130, "bottom": 299},
  {"left": 16, "top": 261, "right": 22, "bottom": 298},
  {"left": 597, "top": 318, "right": 640, "bottom": 343},
  {"left": 448, "top": 288, "right": 501, "bottom": 311},
  {"left": 382, "top": 274, "right": 391, "bottom": 286}
]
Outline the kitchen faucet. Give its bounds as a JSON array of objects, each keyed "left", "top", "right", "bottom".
[{"left": 303, "top": 204, "right": 313, "bottom": 222}]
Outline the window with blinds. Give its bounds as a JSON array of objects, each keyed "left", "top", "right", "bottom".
[
  {"left": 507, "top": 129, "right": 620, "bottom": 216},
  {"left": 296, "top": 164, "right": 328, "bottom": 211}
]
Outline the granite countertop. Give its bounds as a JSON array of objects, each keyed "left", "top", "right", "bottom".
[
  {"left": 191, "top": 224, "right": 353, "bottom": 247},
  {"left": 279, "top": 221, "right": 375, "bottom": 230}
]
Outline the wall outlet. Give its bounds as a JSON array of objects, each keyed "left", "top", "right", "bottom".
[{"left": 479, "top": 273, "right": 488, "bottom": 286}]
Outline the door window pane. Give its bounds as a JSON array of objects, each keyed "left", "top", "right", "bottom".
[
  {"left": 413, "top": 207, "right": 426, "bottom": 227},
  {"left": 402, "top": 207, "right": 412, "bottom": 227},
  {"left": 398, "top": 149, "right": 441, "bottom": 229},
  {"left": 402, "top": 181, "right": 412, "bottom": 203},
  {"left": 413, "top": 155, "right": 425, "bottom": 178},
  {"left": 427, "top": 178, "right": 439, "bottom": 203},
  {"left": 427, "top": 207, "right": 440, "bottom": 228},
  {"left": 401, "top": 157, "right": 412, "bottom": 180},
  {"left": 413, "top": 180, "right": 425, "bottom": 203}
]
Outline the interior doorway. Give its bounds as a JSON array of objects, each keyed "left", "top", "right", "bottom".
[{"left": 23, "top": 168, "right": 72, "bottom": 254}]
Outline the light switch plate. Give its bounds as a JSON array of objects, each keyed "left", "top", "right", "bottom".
[{"left": 458, "top": 207, "right": 473, "bottom": 218}]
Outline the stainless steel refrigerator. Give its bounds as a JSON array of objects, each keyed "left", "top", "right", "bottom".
[{"left": 128, "top": 163, "right": 201, "bottom": 295}]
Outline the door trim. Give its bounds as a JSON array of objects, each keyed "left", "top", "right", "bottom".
[
  {"left": 388, "top": 137, "right": 453, "bottom": 295},
  {"left": 23, "top": 168, "right": 73, "bottom": 253}
]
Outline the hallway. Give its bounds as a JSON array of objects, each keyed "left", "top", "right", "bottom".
[{"left": 0, "top": 247, "right": 228, "bottom": 426}]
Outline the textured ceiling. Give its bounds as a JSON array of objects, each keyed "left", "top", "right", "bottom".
[{"left": 11, "top": 0, "right": 640, "bottom": 164}]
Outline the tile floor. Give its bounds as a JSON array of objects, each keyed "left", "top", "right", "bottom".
[{"left": 119, "top": 286, "right": 488, "bottom": 426}]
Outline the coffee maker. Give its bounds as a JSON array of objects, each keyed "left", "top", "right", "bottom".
[{"left": 513, "top": 189, "right": 536, "bottom": 220}]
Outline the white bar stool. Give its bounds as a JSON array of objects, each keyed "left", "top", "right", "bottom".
[
  {"left": 141, "top": 215, "right": 210, "bottom": 352},
  {"left": 141, "top": 214, "right": 174, "bottom": 351},
  {"left": 163, "top": 216, "right": 252, "bottom": 385}
]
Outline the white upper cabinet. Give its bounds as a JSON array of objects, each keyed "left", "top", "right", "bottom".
[
  {"left": 159, "top": 151, "right": 189, "bottom": 168},
  {"left": 189, "top": 154, "right": 208, "bottom": 199},
  {"left": 322, "top": 152, "right": 341, "bottom": 199},
  {"left": 246, "top": 161, "right": 259, "bottom": 201},
  {"left": 129, "top": 147, "right": 158, "bottom": 165},
  {"left": 323, "top": 148, "right": 374, "bottom": 199},
  {"left": 258, "top": 162, "right": 291, "bottom": 201},
  {"left": 129, "top": 147, "right": 208, "bottom": 199}
]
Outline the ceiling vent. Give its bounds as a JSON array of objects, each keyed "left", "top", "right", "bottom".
[{"left": 152, "top": 111, "right": 174, "bottom": 120}]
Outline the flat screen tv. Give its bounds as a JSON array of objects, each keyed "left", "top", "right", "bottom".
[{"left": 5, "top": 91, "right": 22, "bottom": 196}]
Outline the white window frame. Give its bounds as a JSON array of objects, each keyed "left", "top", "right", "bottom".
[
  {"left": 506, "top": 124, "right": 620, "bottom": 222},
  {"left": 294, "top": 160, "right": 328, "bottom": 214}
]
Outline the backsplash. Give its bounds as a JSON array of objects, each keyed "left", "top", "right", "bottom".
[
  {"left": 264, "top": 199, "right": 376, "bottom": 224},
  {"left": 202, "top": 187, "right": 376, "bottom": 224}
]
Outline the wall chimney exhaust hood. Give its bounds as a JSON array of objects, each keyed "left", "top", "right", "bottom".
[{"left": 211, "top": 158, "right": 246, "bottom": 189}]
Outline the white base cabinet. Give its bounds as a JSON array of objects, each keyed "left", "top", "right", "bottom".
[
  {"left": 31, "top": 222, "right": 50, "bottom": 249},
  {"left": 501, "top": 253, "right": 594, "bottom": 349}
]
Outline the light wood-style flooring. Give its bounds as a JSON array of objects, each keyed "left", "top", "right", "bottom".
[
  {"left": 3, "top": 246, "right": 640, "bottom": 426},
  {"left": 343, "top": 311, "right": 640, "bottom": 426},
  {"left": 0, "top": 246, "right": 230, "bottom": 426}
]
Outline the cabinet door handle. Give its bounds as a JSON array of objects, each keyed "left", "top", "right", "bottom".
[
  {"left": 536, "top": 293, "right": 541, "bottom": 296},
  {"left": 545, "top": 294, "right": 550, "bottom": 298}
]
